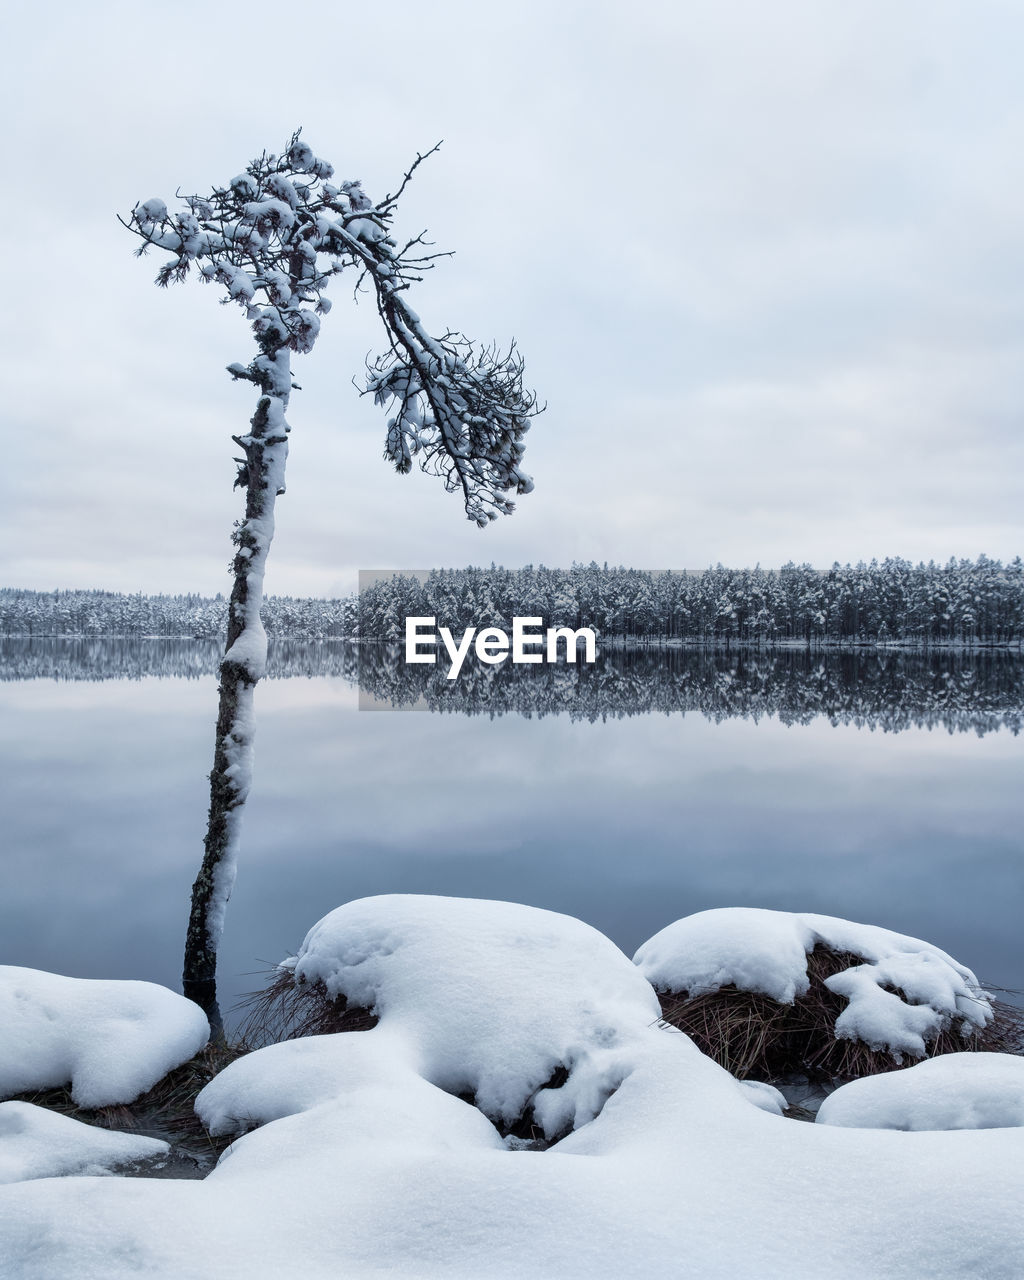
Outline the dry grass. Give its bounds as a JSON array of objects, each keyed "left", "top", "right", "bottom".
[
  {"left": 657, "top": 945, "right": 1024, "bottom": 1081},
  {"left": 232, "top": 967, "right": 378, "bottom": 1047}
]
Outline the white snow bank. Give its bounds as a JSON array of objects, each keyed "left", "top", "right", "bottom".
[
  {"left": 817, "top": 1052, "right": 1024, "bottom": 1131},
  {"left": 633, "top": 908, "right": 991, "bottom": 1058},
  {"left": 5, "top": 1012, "right": 1024, "bottom": 1278},
  {"left": 0, "top": 1102, "right": 168, "bottom": 1183},
  {"left": 2, "top": 898, "right": 1023, "bottom": 1279},
  {"left": 199, "top": 1029, "right": 506, "bottom": 1184},
  {"left": 0, "top": 967, "right": 209, "bottom": 1107},
  {"left": 196, "top": 1023, "right": 502, "bottom": 1152},
  {"left": 279, "top": 895, "right": 663, "bottom": 1135}
]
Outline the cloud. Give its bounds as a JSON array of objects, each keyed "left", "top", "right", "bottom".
[{"left": 2, "top": 0, "right": 1021, "bottom": 594}]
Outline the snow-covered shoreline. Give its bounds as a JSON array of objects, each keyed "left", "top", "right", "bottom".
[{"left": 1, "top": 897, "right": 1023, "bottom": 1278}]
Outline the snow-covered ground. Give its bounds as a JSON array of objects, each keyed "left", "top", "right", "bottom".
[
  {"left": 1, "top": 897, "right": 1022, "bottom": 1279},
  {"left": 0, "top": 1103, "right": 169, "bottom": 1184}
]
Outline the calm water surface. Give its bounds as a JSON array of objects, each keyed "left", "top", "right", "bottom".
[{"left": 1, "top": 642, "right": 1021, "bottom": 1021}]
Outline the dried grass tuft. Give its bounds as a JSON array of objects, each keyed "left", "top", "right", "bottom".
[
  {"left": 657, "top": 945, "right": 1024, "bottom": 1082},
  {"left": 232, "top": 967, "right": 378, "bottom": 1048}
]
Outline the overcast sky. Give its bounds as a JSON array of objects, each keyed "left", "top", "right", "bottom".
[{"left": 3, "top": 0, "right": 1022, "bottom": 597}]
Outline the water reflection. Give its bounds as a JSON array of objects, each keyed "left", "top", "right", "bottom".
[
  {"left": 0, "top": 643, "right": 1021, "bottom": 1017},
  {"left": 2, "top": 639, "right": 1021, "bottom": 736},
  {"left": 0, "top": 638, "right": 354, "bottom": 683},
  {"left": 358, "top": 645, "right": 1024, "bottom": 735}
]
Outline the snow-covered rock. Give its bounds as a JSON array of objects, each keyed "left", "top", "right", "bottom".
[
  {"left": 817, "top": 1052, "right": 1024, "bottom": 1131},
  {"left": 275, "top": 894, "right": 663, "bottom": 1135},
  {"left": 0, "top": 967, "right": 209, "bottom": 1107},
  {"left": 199, "top": 895, "right": 781, "bottom": 1149},
  {"left": 0, "top": 1102, "right": 169, "bottom": 1183},
  {"left": 633, "top": 908, "right": 991, "bottom": 1058}
]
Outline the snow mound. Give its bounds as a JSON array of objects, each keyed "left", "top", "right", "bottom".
[
  {"left": 252, "top": 895, "right": 663, "bottom": 1136},
  {"left": 196, "top": 1025, "right": 502, "bottom": 1146},
  {"left": 633, "top": 908, "right": 991, "bottom": 1058},
  {"left": 817, "top": 1052, "right": 1024, "bottom": 1131},
  {"left": 0, "top": 1102, "right": 169, "bottom": 1183},
  {"left": 200, "top": 896, "right": 777, "bottom": 1147},
  {"left": 198, "top": 1029, "right": 506, "bottom": 1181},
  {"left": 0, "top": 967, "right": 210, "bottom": 1107}
]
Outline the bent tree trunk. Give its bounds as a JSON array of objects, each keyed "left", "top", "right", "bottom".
[{"left": 183, "top": 350, "right": 290, "bottom": 1029}]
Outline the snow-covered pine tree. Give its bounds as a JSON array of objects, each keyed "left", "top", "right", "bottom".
[{"left": 123, "top": 133, "right": 539, "bottom": 1027}]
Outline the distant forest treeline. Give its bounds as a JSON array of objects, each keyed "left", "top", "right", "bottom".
[
  {"left": 0, "top": 590, "right": 356, "bottom": 640},
  {"left": 358, "top": 558, "right": 1024, "bottom": 646},
  {"left": 2, "top": 556, "right": 1023, "bottom": 646}
]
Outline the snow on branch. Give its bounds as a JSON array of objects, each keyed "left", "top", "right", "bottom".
[
  {"left": 369, "top": 336, "right": 537, "bottom": 527},
  {"left": 120, "top": 130, "right": 539, "bottom": 524}
]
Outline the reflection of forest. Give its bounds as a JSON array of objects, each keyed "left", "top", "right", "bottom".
[
  {"left": 0, "top": 638, "right": 358, "bottom": 683},
  {"left": 4, "top": 639, "right": 1021, "bottom": 736}
]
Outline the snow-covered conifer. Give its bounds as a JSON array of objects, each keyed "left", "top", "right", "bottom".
[{"left": 123, "top": 133, "right": 539, "bottom": 1026}]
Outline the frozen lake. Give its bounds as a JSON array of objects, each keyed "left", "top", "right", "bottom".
[{"left": 1, "top": 640, "right": 1021, "bottom": 1021}]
